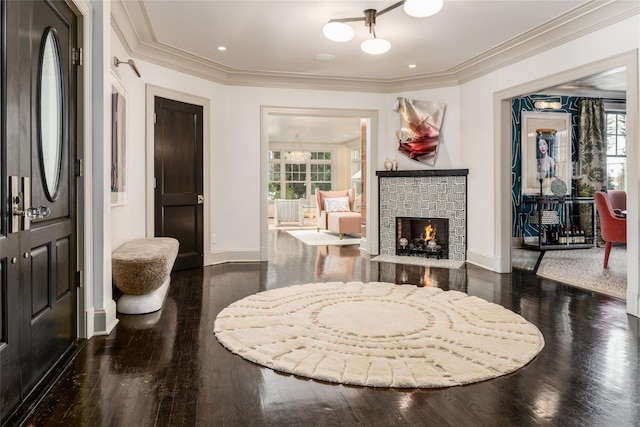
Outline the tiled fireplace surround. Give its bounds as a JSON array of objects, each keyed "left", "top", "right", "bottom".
[{"left": 377, "top": 169, "right": 468, "bottom": 261}]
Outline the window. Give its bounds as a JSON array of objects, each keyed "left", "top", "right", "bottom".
[
  {"left": 606, "top": 111, "right": 626, "bottom": 190},
  {"left": 268, "top": 151, "right": 282, "bottom": 199},
  {"left": 268, "top": 150, "right": 333, "bottom": 200}
]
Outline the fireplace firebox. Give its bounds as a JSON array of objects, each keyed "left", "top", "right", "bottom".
[{"left": 396, "top": 217, "right": 449, "bottom": 259}]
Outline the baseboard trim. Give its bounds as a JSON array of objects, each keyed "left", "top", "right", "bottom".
[
  {"left": 627, "top": 289, "right": 639, "bottom": 317},
  {"left": 466, "top": 250, "right": 495, "bottom": 271},
  {"left": 92, "top": 299, "right": 119, "bottom": 336},
  {"left": 205, "top": 249, "right": 261, "bottom": 266}
]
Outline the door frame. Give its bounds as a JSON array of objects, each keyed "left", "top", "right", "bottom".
[
  {"left": 495, "top": 50, "right": 639, "bottom": 316},
  {"left": 145, "top": 85, "right": 211, "bottom": 262},
  {"left": 259, "top": 106, "right": 379, "bottom": 260},
  {"left": 63, "top": 0, "right": 89, "bottom": 338}
]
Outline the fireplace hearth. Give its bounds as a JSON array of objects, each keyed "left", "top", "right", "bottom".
[{"left": 396, "top": 217, "right": 449, "bottom": 259}]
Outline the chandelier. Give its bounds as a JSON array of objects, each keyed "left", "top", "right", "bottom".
[
  {"left": 284, "top": 132, "right": 312, "bottom": 163},
  {"left": 323, "top": 0, "right": 443, "bottom": 55}
]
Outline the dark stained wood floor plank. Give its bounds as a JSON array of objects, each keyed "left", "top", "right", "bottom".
[{"left": 19, "top": 230, "right": 640, "bottom": 427}]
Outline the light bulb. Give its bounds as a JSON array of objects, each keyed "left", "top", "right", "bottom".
[
  {"left": 323, "top": 22, "right": 355, "bottom": 42},
  {"left": 361, "top": 38, "right": 391, "bottom": 55},
  {"left": 403, "top": 0, "right": 443, "bottom": 18}
]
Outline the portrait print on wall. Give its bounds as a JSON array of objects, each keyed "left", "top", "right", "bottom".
[
  {"left": 535, "top": 129, "right": 558, "bottom": 178},
  {"left": 393, "top": 97, "right": 446, "bottom": 166},
  {"left": 521, "top": 111, "right": 570, "bottom": 195}
]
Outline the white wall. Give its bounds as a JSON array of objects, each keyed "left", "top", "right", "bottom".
[
  {"left": 110, "top": 13, "right": 638, "bottom": 261},
  {"left": 107, "top": 13, "right": 639, "bottom": 318},
  {"left": 385, "top": 87, "right": 462, "bottom": 171},
  {"left": 459, "top": 15, "right": 639, "bottom": 315},
  {"left": 225, "top": 86, "right": 388, "bottom": 255},
  {"left": 460, "top": 15, "right": 639, "bottom": 268},
  {"left": 110, "top": 30, "right": 146, "bottom": 250}
]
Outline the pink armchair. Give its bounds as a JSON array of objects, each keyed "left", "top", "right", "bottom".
[
  {"left": 315, "top": 188, "right": 361, "bottom": 239},
  {"left": 594, "top": 191, "right": 626, "bottom": 268}
]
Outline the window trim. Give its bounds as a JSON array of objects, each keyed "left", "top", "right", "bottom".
[{"left": 605, "top": 110, "right": 627, "bottom": 190}]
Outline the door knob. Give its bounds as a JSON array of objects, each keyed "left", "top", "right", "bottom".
[
  {"left": 25, "top": 206, "right": 51, "bottom": 219},
  {"left": 9, "top": 176, "right": 50, "bottom": 232},
  {"left": 13, "top": 206, "right": 50, "bottom": 219}
]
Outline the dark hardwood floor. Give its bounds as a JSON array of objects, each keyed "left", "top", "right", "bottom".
[{"left": 20, "top": 230, "right": 640, "bottom": 426}]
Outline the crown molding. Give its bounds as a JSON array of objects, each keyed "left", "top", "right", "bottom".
[
  {"left": 454, "top": 0, "right": 640, "bottom": 84},
  {"left": 111, "top": 0, "right": 639, "bottom": 93}
]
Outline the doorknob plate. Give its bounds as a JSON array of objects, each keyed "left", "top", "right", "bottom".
[{"left": 10, "top": 176, "right": 20, "bottom": 233}]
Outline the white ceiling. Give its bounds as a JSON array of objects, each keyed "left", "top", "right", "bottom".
[
  {"left": 140, "top": 0, "right": 587, "bottom": 80},
  {"left": 114, "top": 1, "right": 632, "bottom": 142},
  {"left": 114, "top": 0, "right": 638, "bottom": 91}
]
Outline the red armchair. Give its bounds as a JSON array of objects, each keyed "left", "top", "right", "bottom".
[
  {"left": 608, "top": 189, "right": 627, "bottom": 217},
  {"left": 594, "top": 191, "right": 626, "bottom": 268}
]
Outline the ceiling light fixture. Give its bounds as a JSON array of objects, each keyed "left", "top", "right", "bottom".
[
  {"left": 323, "top": 0, "right": 443, "bottom": 55},
  {"left": 534, "top": 101, "right": 563, "bottom": 110},
  {"left": 403, "top": 0, "right": 443, "bottom": 17},
  {"left": 284, "top": 131, "right": 312, "bottom": 163}
]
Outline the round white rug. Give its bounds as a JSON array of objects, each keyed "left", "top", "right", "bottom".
[{"left": 214, "top": 282, "right": 545, "bottom": 388}]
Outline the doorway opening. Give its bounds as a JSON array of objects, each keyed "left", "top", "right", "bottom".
[
  {"left": 496, "top": 51, "right": 638, "bottom": 315},
  {"left": 260, "top": 107, "right": 379, "bottom": 260}
]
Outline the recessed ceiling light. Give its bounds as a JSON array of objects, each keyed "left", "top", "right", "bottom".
[
  {"left": 217, "top": 46, "right": 227, "bottom": 52},
  {"left": 408, "top": 64, "right": 417, "bottom": 69},
  {"left": 315, "top": 53, "right": 335, "bottom": 61}
]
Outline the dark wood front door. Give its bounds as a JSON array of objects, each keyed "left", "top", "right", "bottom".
[
  {"left": 154, "top": 97, "right": 204, "bottom": 270},
  {"left": 1, "top": 0, "right": 78, "bottom": 422}
]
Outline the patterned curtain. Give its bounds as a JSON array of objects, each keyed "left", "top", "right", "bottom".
[{"left": 577, "top": 98, "right": 607, "bottom": 244}]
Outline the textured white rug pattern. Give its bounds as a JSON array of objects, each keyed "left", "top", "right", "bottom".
[
  {"left": 287, "top": 229, "right": 361, "bottom": 246},
  {"left": 214, "top": 282, "right": 544, "bottom": 388},
  {"left": 537, "top": 246, "right": 626, "bottom": 299}
]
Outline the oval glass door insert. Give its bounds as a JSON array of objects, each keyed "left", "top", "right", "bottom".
[{"left": 38, "top": 28, "right": 64, "bottom": 200}]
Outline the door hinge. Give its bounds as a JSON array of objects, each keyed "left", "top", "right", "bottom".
[
  {"left": 154, "top": 112, "right": 157, "bottom": 124},
  {"left": 72, "top": 48, "right": 83, "bottom": 66},
  {"left": 76, "top": 270, "right": 84, "bottom": 288},
  {"left": 74, "top": 159, "right": 83, "bottom": 177}
]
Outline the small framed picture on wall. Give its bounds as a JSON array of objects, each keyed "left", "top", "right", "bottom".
[{"left": 111, "top": 73, "right": 127, "bottom": 206}]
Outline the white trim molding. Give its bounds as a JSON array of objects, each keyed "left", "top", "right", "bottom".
[
  {"left": 111, "top": 0, "right": 639, "bottom": 93},
  {"left": 494, "top": 50, "right": 639, "bottom": 318},
  {"left": 260, "top": 107, "right": 379, "bottom": 262}
]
